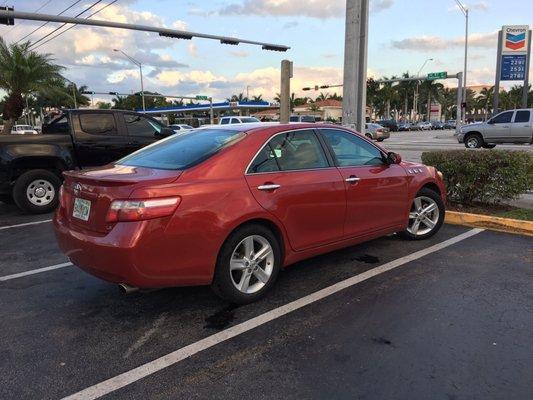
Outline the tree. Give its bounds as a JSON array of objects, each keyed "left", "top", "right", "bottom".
[
  {"left": 97, "top": 101, "right": 112, "bottom": 109},
  {"left": 419, "top": 80, "right": 443, "bottom": 120},
  {"left": 0, "top": 38, "right": 64, "bottom": 134},
  {"left": 478, "top": 86, "right": 494, "bottom": 119},
  {"left": 251, "top": 94, "right": 263, "bottom": 102},
  {"left": 226, "top": 93, "right": 248, "bottom": 102}
]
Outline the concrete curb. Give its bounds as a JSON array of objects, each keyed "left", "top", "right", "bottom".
[{"left": 445, "top": 211, "right": 533, "bottom": 236}]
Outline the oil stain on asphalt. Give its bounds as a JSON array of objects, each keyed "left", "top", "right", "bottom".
[
  {"left": 353, "top": 254, "right": 380, "bottom": 264},
  {"left": 204, "top": 304, "right": 239, "bottom": 330}
]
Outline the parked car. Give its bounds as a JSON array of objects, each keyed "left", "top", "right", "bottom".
[
  {"left": 365, "top": 123, "right": 390, "bottom": 141},
  {"left": 289, "top": 115, "right": 316, "bottom": 123},
  {"left": 11, "top": 125, "right": 39, "bottom": 135},
  {"left": 444, "top": 120, "right": 456, "bottom": 129},
  {"left": 54, "top": 123, "right": 446, "bottom": 304},
  {"left": 378, "top": 119, "right": 398, "bottom": 132},
  {"left": 416, "top": 121, "right": 433, "bottom": 131},
  {"left": 169, "top": 124, "right": 194, "bottom": 133},
  {"left": 456, "top": 109, "right": 533, "bottom": 148},
  {"left": 431, "top": 121, "right": 445, "bottom": 130},
  {"left": 219, "top": 116, "right": 261, "bottom": 125},
  {"left": 398, "top": 122, "right": 412, "bottom": 131},
  {"left": 0, "top": 109, "right": 175, "bottom": 213}
]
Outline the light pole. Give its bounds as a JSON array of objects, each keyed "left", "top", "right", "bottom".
[
  {"left": 454, "top": 0, "right": 468, "bottom": 123},
  {"left": 413, "top": 58, "right": 433, "bottom": 121},
  {"left": 64, "top": 77, "right": 78, "bottom": 109},
  {"left": 114, "top": 49, "right": 145, "bottom": 111}
]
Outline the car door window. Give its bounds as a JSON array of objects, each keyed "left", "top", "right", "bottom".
[
  {"left": 231, "top": 118, "right": 239, "bottom": 124},
  {"left": 79, "top": 114, "right": 117, "bottom": 135},
  {"left": 491, "top": 111, "right": 513, "bottom": 124},
  {"left": 220, "top": 118, "right": 229, "bottom": 125},
  {"left": 248, "top": 130, "right": 328, "bottom": 173},
  {"left": 320, "top": 129, "right": 384, "bottom": 167},
  {"left": 514, "top": 110, "right": 530, "bottom": 123},
  {"left": 124, "top": 114, "right": 161, "bottom": 137}
]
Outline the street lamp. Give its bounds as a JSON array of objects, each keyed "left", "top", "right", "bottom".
[
  {"left": 63, "top": 77, "right": 78, "bottom": 109},
  {"left": 454, "top": 0, "right": 468, "bottom": 123},
  {"left": 113, "top": 49, "right": 146, "bottom": 111},
  {"left": 414, "top": 58, "right": 433, "bottom": 121}
]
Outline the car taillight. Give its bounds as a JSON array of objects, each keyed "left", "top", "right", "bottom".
[
  {"left": 105, "top": 197, "right": 181, "bottom": 222},
  {"left": 377, "top": 128, "right": 383, "bottom": 132}
]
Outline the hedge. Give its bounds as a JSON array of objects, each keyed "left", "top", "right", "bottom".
[{"left": 421, "top": 150, "right": 532, "bottom": 205}]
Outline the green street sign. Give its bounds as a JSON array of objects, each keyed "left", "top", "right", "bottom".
[
  {"left": 427, "top": 71, "right": 448, "bottom": 80},
  {"left": 195, "top": 95, "right": 209, "bottom": 100}
]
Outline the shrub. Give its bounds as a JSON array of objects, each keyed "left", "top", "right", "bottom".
[{"left": 421, "top": 150, "right": 532, "bottom": 205}]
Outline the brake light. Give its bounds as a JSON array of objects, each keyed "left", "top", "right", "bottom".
[{"left": 105, "top": 197, "right": 181, "bottom": 222}]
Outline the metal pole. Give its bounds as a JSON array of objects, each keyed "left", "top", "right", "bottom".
[
  {"left": 342, "top": 0, "right": 369, "bottom": 133},
  {"left": 280, "top": 59, "right": 292, "bottom": 124},
  {"left": 493, "top": 30, "right": 503, "bottom": 114},
  {"left": 25, "top": 96, "right": 30, "bottom": 125},
  {"left": 463, "top": 8, "right": 468, "bottom": 116},
  {"left": 456, "top": 72, "right": 463, "bottom": 133},
  {"left": 522, "top": 30, "right": 532, "bottom": 108},
  {"left": 139, "top": 64, "right": 146, "bottom": 111},
  {"left": 209, "top": 97, "right": 214, "bottom": 124},
  {"left": 72, "top": 84, "right": 78, "bottom": 109}
]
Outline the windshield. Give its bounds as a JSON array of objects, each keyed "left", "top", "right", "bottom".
[
  {"left": 118, "top": 129, "right": 244, "bottom": 170},
  {"left": 289, "top": 116, "right": 299, "bottom": 122},
  {"left": 240, "top": 117, "right": 260, "bottom": 123},
  {"left": 300, "top": 116, "right": 315, "bottom": 123}
]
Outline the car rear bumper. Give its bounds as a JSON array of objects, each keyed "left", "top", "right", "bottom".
[
  {"left": 53, "top": 211, "right": 214, "bottom": 288},
  {"left": 456, "top": 132, "right": 465, "bottom": 143}
]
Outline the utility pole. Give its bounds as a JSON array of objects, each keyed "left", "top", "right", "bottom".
[
  {"left": 280, "top": 60, "right": 293, "bottom": 123},
  {"left": 209, "top": 97, "right": 214, "bottom": 124},
  {"left": 342, "top": 0, "right": 369, "bottom": 133},
  {"left": 454, "top": 0, "right": 469, "bottom": 123},
  {"left": 493, "top": 30, "right": 503, "bottom": 114},
  {"left": 456, "top": 72, "right": 463, "bottom": 134},
  {"left": 114, "top": 49, "right": 145, "bottom": 111},
  {"left": 522, "top": 30, "right": 532, "bottom": 108}
]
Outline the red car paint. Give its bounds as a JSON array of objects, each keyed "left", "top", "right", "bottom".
[{"left": 54, "top": 123, "right": 445, "bottom": 288}]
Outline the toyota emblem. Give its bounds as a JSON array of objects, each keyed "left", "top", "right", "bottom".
[{"left": 73, "top": 183, "right": 82, "bottom": 196}]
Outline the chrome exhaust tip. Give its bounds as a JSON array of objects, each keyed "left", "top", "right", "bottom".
[{"left": 118, "top": 283, "right": 139, "bottom": 294}]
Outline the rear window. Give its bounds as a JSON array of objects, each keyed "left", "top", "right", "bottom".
[{"left": 118, "top": 129, "right": 243, "bottom": 170}]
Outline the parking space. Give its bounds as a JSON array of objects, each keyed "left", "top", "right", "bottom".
[{"left": 1, "top": 211, "right": 531, "bottom": 399}]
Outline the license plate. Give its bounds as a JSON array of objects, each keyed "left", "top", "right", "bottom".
[{"left": 73, "top": 198, "right": 91, "bottom": 221}]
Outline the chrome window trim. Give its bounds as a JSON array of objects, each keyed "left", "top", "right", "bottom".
[{"left": 244, "top": 128, "right": 332, "bottom": 175}]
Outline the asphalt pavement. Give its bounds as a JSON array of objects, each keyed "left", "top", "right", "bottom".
[{"left": 0, "top": 205, "right": 532, "bottom": 400}]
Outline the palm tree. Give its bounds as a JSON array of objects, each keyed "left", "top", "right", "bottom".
[
  {"left": 478, "top": 86, "right": 494, "bottom": 119},
  {"left": 0, "top": 38, "right": 64, "bottom": 134},
  {"left": 419, "top": 80, "right": 443, "bottom": 120},
  {"left": 251, "top": 94, "right": 263, "bottom": 102},
  {"left": 226, "top": 93, "right": 248, "bottom": 102},
  {"left": 440, "top": 87, "right": 457, "bottom": 120},
  {"left": 316, "top": 92, "right": 329, "bottom": 101}
]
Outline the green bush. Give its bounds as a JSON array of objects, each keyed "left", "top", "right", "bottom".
[{"left": 421, "top": 150, "right": 532, "bottom": 205}]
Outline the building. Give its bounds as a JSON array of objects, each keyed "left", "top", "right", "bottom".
[{"left": 293, "top": 99, "right": 343, "bottom": 122}]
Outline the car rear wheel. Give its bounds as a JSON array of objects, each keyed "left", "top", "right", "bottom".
[
  {"left": 13, "top": 169, "right": 61, "bottom": 214},
  {"left": 365, "top": 133, "right": 373, "bottom": 140},
  {"left": 399, "top": 188, "right": 445, "bottom": 240},
  {"left": 212, "top": 224, "right": 281, "bottom": 304},
  {"left": 465, "top": 134, "right": 483, "bottom": 149}
]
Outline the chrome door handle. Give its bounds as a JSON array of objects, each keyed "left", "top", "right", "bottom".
[
  {"left": 257, "top": 184, "right": 281, "bottom": 191},
  {"left": 345, "top": 177, "right": 361, "bottom": 183}
]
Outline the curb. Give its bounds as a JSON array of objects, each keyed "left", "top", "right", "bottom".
[{"left": 445, "top": 211, "right": 533, "bottom": 236}]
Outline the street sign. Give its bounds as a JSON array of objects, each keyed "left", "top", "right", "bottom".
[
  {"left": 195, "top": 95, "right": 209, "bottom": 101},
  {"left": 500, "top": 54, "right": 527, "bottom": 80},
  {"left": 427, "top": 72, "right": 447, "bottom": 80},
  {"left": 229, "top": 101, "right": 238, "bottom": 108},
  {"left": 501, "top": 25, "right": 529, "bottom": 53}
]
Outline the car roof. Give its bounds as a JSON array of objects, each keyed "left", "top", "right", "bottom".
[{"left": 196, "top": 122, "right": 329, "bottom": 133}]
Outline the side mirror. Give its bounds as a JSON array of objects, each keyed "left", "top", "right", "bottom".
[
  {"left": 386, "top": 152, "right": 402, "bottom": 165},
  {"left": 487, "top": 119, "right": 494, "bottom": 124},
  {"left": 156, "top": 127, "right": 175, "bottom": 138}
]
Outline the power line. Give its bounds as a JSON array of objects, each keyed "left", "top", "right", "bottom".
[
  {"left": 32, "top": 0, "right": 119, "bottom": 50},
  {"left": 29, "top": 0, "right": 105, "bottom": 49},
  {"left": 16, "top": 0, "right": 84, "bottom": 44}
]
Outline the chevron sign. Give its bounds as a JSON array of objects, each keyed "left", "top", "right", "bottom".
[{"left": 502, "top": 25, "right": 529, "bottom": 53}]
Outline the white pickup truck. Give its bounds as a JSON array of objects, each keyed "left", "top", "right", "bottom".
[{"left": 456, "top": 108, "right": 533, "bottom": 148}]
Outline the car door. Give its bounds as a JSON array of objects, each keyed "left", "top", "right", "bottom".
[
  {"left": 122, "top": 113, "right": 163, "bottom": 151},
  {"left": 73, "top": 112, "right": 132, "bottom": 166},
  {"left": 318, "top": 128, "right": 409, "bottom": 237},
  {"left": 485, "top": 111, "right": 514, "bottom": 142},
  {"left": 510, "top": 110, "right": 531, "bottom": 142},
  {"left": 245, "top": 129, "right": 346, "bottom": 251}
]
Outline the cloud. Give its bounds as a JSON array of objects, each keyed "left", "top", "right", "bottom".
[
  {"left": 188, "top": 43, "right": 199, "bottom": 58},
  {"left": 448, "top": 1, "right": 489, "bottom": 12},
  {"left": 370, "top": 0, "right": 394, "bottom": 13},
  {"left": 283, "top": 21, "right": 299, "bottom": 29},
  {"left": 229, "top": 50, "right": 250, "bottom": 58},
  {"left": 391, "top": 31, "right": 497, "bottom": 51}
]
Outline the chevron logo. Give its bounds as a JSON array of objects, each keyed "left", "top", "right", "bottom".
[{"left": 505, "top": 32, "right": 526, "bottom": 50}]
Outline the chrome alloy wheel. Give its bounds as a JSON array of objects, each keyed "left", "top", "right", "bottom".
[
  {"left": 26, "top": 179, "right": 55, "bottom": 206},
  {"left": 466, "top": 136, "right": 480, "bottom": 148},
  {"left": 407, "top": 196, "right": 440, "bottom": 236},
  {"left": 230, "top": 235, "right": 274, "bottom": 294}
]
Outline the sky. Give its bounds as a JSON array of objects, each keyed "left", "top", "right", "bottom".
[{"left": 0, "top": 0, "right": 532, "bottom": 104}]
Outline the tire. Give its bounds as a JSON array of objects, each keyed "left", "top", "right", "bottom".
[
  {"left": 482, "top": 143, "right": 496, "bottom": 149},
  {"left": 377, "top": 138, "right": 385, "bottom": 142},
  {"left": 464, "top": 134, "right": 483, "bottom": 149},
  {"left": 365, "top": 133, "right": 374, "bottom": 140},
  {"left": 13, "top": 169, "right": 61, "bottom": 214},
  {"left": 399, "top": 187, "right": 445, "bottom": 241},
  {"left": 212, "top": 223, "right": 282, "bottom": 304}
]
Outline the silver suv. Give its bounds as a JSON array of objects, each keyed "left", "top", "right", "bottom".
[{"left": 457, "top": 109, "right": 533, "bottom": 148}]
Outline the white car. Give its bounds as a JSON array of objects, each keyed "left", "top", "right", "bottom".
[
  {"left": 416, "top": 121, "right": 433, "bottom": 131},
  {"left": 168, "top": 124, "right": 194, "bottom": 133},
  {"left": 11, "top": 125, "right": 39, "bottom": 135},
  {"left": 219, "top": 116, "right": 260, "bottom": 125}
]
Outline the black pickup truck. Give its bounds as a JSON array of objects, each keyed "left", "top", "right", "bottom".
[{"left": 0, "top": 109, "right": 174, "bottom": 214}]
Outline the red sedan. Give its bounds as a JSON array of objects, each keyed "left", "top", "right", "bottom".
[{"left": 54, "top": 123, "right": 446, "bottom": 304}]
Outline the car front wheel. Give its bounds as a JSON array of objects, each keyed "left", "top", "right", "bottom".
[
  {"left": 465, "top": 134, "right": 483, "bottom": 149},
  {"left": 400, "top": 188, "right": 445, "bottom": 240},
  {"left": 212, "top": 224, "right": 281, "bottom": 304}
]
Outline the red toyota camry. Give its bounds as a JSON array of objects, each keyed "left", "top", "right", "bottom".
[{"left": 54, "top": 123, "right": 446, "bottom": 304}]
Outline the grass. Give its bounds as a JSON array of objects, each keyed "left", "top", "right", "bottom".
[
  {"left": 448, "top": 202, "right": 533, "bottom": 221},
  {"left": 496, "top": 208, "right": 533, "bottom": 221}
]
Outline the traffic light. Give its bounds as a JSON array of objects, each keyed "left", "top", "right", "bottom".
[
  {"left": 108, "top": 92, "right": 119, "bottom": 95},
  {"left": 0, "top": 6, "right": 14, "bottom": 26},
  {"left": 302, "top": 87, "right": 311, "bottom": 91},
  {"left": 81, "top": 91, "right": 95, "bottom": 95}
]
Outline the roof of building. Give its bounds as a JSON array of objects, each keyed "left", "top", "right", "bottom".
[{"left": 139, "top": 101, "right": 272, "bottom": 114}]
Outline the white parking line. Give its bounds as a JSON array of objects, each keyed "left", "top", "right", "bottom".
[
  {"left": 61, "top": 228, "right": 484, "bottom": 400},
  {"left": 0, "top": 219, "right": 53, "bottom": 231},
  {"left": 0, "top": 262, "right": 72, "bottom": 282}
]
